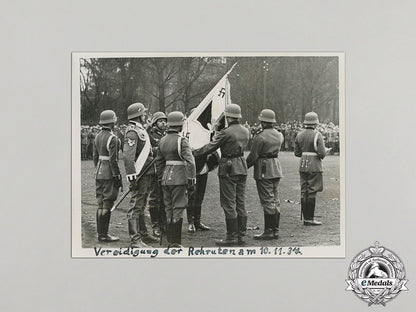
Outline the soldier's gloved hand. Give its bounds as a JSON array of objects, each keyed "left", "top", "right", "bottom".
[
  {"left": 127, "top": 175, "right": 137, "bottom": 190},
  {"left": 129, "top": 179, "right": 137, "bottom": 190},
  {"left": 187, "top": 178, "right": 196, "bottom": 193},
  {"left": 114, "top": 175, "right": 123, "bottom": 190}
]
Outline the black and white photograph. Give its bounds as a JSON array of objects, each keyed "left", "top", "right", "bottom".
[
  {"left": 72, "top": 52, "right": 345, "bottom": 257},
  {"left": 4, "top": 1, "right": 416, "bottom": 310}
]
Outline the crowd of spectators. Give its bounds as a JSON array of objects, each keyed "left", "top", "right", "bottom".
[
  {"left": 81, "top": 119, "right": 339, "bottom": 160},
  {"left": 245, "top": 120, "right": 340, "bottom": 154},
  {"left": 80, "top": 125, "right": 127, "bottom": 160}
]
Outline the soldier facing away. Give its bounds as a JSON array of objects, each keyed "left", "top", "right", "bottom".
[
  {"left": 294, "top": 112, "right": 330, "bottom": 225},
  {"left": 93, "top": 110, "right": 123, "bottom": 242},
  {"left": 155, "top": 111, "right": 196, "bottom": 248},
  {"left": 123, "top": 103, "right": 159, "bottom": 248},
  {"left": 246, "top": 109, "right": 283, "bottom": 240},
  {"left": 193, "top": 103, "right": 250, "bottom": 246}
]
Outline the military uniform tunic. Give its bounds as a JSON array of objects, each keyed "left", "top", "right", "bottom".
[
  {"left": 123, "top": 121, "right": 154, "bottom": 219},
  {"left": 294, "top": 127, "right": 326, "bottom": 196},
  {"left": 246, "top": 127, "right": 283, "bottom": 215},
  {"left": 193, "top": 121, "right": 249, "bottom": 219},
  {"left": 155, "top": 129, "right": 196, "bottom": 223},
  {"left": 93, "top": 127, "right": 121, "bottom": 209}
]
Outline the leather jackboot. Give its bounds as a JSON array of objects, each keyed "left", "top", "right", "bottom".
[
  {"left": 166, "top": 223, "right": 173, "bottom": 244},
  {"left": 148, "top": 208, "right": 161, "bottom": 237},
  {"left": 128, "top": 219, "right": 148, "bottom": 248},
  {"left": 186, "top": 204, "right": 196, "bottom": 233},
  {"left": 97, "top": 209, "right": 119, "bottom": 242},
  {"left": 305, "top": 198, "right": 321, "bottom": 225},
  {"left": 301, "top": 197, "right": 308, "bottom": 220},
  {"left": 138, "top": 214, "right": 159, "bottom": 243},
  {"left": 194, "top": 205, "right": 210, "bottom": 231},
  {"left": 170, "top": 219, "right": 183, "bottom": 248},
  {"left": 216, "top": 218, "right": 238, "bottom": 246},
  {"left": 237, "top": 215, "right": 247, "bottom": 245},
  {"left": 254, "top": 213, "right": 275, "bottom": 240},
  {"left": 273, "top": 212, "right": 280, "bottom": 239}
]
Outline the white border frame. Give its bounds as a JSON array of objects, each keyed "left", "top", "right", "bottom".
[{"left": 72, "top": 52, "right": 345, "bottom": 258}]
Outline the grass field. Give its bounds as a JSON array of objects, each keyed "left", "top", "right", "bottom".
[{"left": 80, "top": 151, "right": 340, "bottom": 248}]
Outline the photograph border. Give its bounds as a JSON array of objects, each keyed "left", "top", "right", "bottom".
[{"left": 71, "top": 51, "right": 345, "bottom": 258}]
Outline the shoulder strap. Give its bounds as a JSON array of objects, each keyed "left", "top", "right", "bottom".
[
  {"left": 313, "top": 131, "right": 320, "bottom": 152},
  {"left": 106, "top": 133, "right": 117, "bottom": 153},
  {"left": 177, "top": 136, "right": 183, "bottom": 160}
]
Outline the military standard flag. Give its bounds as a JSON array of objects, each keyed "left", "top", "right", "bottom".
[{"left": 183, "top": 63, "right": 237, "bottom": 149}]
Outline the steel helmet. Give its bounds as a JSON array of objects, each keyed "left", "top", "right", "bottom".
[
  {"left": 99, "top": 110, "right": 117, "bottom": 125},
  {"left": 127, "top": 103, "right": 147, "bottom": 120},
  {"left": 224, "top": 103, "right": 242, "bottom": 119},
  {"left": 304, "top": 112, "right": 319, "bottom": 125},
  {"left": 167, "top": 111, "right": 185, "bottom": 127},
  {"left": 258, "top": 109, "right": 276, "bottom": 123},
  {"left": 151, "top": 112, "right": 167, "bottom": 125}
]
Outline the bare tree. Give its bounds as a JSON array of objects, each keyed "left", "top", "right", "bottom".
[
  {"left": 80, "top": 56, "right": 339, "bottom": 125},
  {"left": 177, "top": 57, "right": 210, "bottom": 113},
  {"left": 141, "top": 58, "right": 182, "bottom": 112}
]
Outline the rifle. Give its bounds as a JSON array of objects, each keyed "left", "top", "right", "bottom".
[{"left": 111, "top": 158, "right": 157, "bottom": 212}]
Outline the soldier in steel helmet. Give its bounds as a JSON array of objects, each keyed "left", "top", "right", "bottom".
[
  {"left": 93, "top": 110, "right": 123, "bottom": 242},
  {"left": 155, "top": 111, "right": 196, "bottom": 247},
  {"left": 147, "top": 112, "right": 168, "bottom": 237},
  {"left": 247, "top": 109, "right": 283, "bottom": 240},
  {"left": 193, "top": 103, "right": 250, "bottom": 246},
  {"left": 295, "top": 112, "right": 330, "bottom": 225},
  {"left": 123, "top": 103, "right": 159, "bottom": 248}
]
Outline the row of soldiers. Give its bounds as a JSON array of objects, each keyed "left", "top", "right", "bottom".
[
  {"left": 247, "top": 120, "right": 339, "bottom": 153},
  {"left": 93, "top": 102, "right": 329, "bottom": 247}
]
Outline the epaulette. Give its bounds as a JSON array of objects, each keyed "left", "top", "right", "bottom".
[
  {"left": 126, "top": 124, "right": 146, "bottom": 141},
  {"left": 253, "top": 128, "right": 263, "bottom": 137}
]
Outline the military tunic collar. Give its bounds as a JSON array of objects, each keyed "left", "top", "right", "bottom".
[
  {"left": 228, "top": 120, "right": 240, "bottom": 126},
  {"left": 129, "top": 120, "right": 144, "bottom": 129},
  {"left": 152, "top": 127, "right": 165, "bottom": 136}
]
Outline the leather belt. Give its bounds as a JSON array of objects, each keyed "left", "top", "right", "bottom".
[
  {"left": 166, "top": 160, "right": 185, "bottom": 165},
  {"left": 259, "top": 153, "right": 278, "bottom": 159},
  {"left": 222, "top": 152, "right": 244, "bottom": 159}
]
